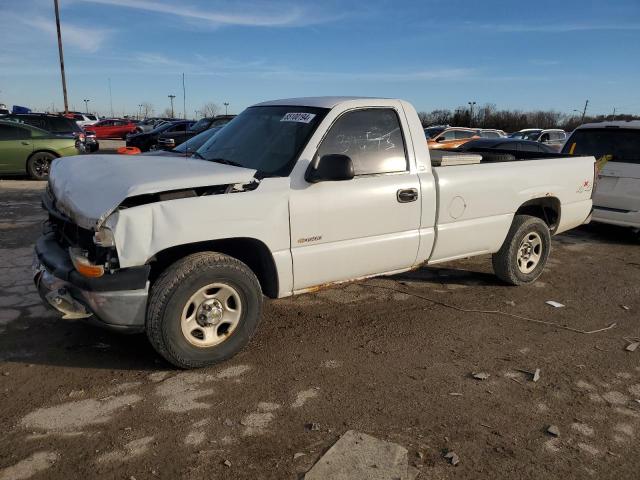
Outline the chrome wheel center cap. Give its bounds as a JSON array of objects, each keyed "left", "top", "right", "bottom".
[{"left": 197, "top": 299, "right": 224, "bottom": 327}]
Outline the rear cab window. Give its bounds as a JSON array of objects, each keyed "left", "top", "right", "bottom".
[{"left": 562, "top": 128, "right": 640, "bottom": 164}]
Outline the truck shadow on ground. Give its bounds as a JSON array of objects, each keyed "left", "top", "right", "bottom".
[
  {"left": 2, "top": 320, "right": 168, "bottom": 371},
  {"left": 392, "top": 265, "right": 502, "bottom": 287},
  {"left": 566, "top": 223, "right": 639, "bottom": 246}
]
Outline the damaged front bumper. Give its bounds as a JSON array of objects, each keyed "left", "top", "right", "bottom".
[{"left": 33, "top": 232, "right": 150, "bottom": 333}]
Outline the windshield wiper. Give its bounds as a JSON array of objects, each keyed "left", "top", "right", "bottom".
[
  {"left": 207, "top": 157, "right": 244, "bottom": 168},
  {"left": 191, "top": 151, "right": 204, "bottom": 159}
]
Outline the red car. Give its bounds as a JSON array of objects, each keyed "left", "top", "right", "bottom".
[{"left": 86, "top": 119, "right": 138, "bottom": 139}]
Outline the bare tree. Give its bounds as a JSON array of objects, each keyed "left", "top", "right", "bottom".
[
  {"left": 160, "top": 107, "right": 174, "bottom": 118},
  {"left": 140, "top": 102, "right": 154, "bottom": 119},
  {"left": 200, "top": 102, "right": 220, "bottom": 117}
]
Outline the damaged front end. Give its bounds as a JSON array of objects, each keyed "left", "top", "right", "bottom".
[{"left": 33, "top": 185, "right": 150, "bottom": 331}]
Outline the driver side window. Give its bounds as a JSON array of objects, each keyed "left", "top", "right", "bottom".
[{"left": 317, "top": 108, "right": 407, "bottom": 175}]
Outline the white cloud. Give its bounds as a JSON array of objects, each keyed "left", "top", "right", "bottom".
[
  {"left": 22, "top": 16, "right": 111, "bottom": 53},
  {"left": 79, "top": 0, "right": 336, "bottom": 27}
]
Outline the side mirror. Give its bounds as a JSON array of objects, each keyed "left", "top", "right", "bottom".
[{"left": 305, "top": 154, "right": 355, "bottom": 183}]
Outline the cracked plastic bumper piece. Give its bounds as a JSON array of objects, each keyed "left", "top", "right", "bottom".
[{"left": 33, "top": 233, "right": 149, "bottom": 332}]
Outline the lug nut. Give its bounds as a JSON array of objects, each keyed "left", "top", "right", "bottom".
[{"left": 204, "top": 304, "right": 212, "bottom": 311}]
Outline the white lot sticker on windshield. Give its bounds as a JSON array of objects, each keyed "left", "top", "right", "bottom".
[{"left": 281, "top": 112, "right": 316, "bottom": 123}]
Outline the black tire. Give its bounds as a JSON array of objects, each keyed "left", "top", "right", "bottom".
[
  {"left": 27, "top": 151, "right": 56, "bottom": 180},
  {"left": 492, "top": 214, "right": 551, "bottom": 285},
  {"left": 146, "top": 252, "right": 263, "bottom": 369}
]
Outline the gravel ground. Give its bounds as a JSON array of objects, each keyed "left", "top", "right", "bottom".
[{"left": 0, "top": 179, "right": 639, "bottom": 480}]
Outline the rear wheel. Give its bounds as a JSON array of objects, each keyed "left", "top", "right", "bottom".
[
  {"left": 27, "top": 152, "right": 56, "bottom": 180},
  {"left": 146, "top": 252, "right": 263, "bottom": 369},
  {"left": 492, "top": 214, "right": 551, "bottom": 285}
]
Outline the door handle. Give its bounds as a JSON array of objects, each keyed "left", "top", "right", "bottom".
[
  {"left": 21, "top": 141, "right": 30, "bottom": 146},
  {"left": 397, "top": 188, "right": 418, "bottom": 203}
]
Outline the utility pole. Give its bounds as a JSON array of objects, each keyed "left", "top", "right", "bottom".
[
  {"left": 612, "top": 107, "right": 616, "bottom": 121},
  {"left": 108, "top": 78, "right": 113, "bottom": 117},
  {"left": 581, "top": 99, "right": 589, "bottom": 123},
  {"left": 224, "top": 102, "right": 229, "bottom": 115},
  {"left": 168, "top": 94, "right": 176, "bottom": 118},
  {"left": 468, "top": 101, "right": 476, "bottom": 127},
  {"left": 138, "top": 104, "right": 143, "bottom": 120},
  {"left": 83, "top": 99, "right": 90, "bottom": 113},
  {"left": 53, "top": 0, "right": 69, "bottom": 114}
]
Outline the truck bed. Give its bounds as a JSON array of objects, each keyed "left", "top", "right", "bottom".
[{"left": 426, "top": 155, "right": 595, "bottom": 263}]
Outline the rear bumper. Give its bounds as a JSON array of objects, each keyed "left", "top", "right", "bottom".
[
  {"left": 33, "top": 233, "right": 149, "bottom": 332},
  {"left": 592, "top": 207, "right": 640, "bottom": 229}
]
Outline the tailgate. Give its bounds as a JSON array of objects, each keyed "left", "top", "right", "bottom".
[{"left": 594, "top": 161, "right": 640, "bottom": 212}]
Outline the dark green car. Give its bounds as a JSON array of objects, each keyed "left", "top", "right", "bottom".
[{"left": 0, "top": 120, "right": 80, "bottom": 180}]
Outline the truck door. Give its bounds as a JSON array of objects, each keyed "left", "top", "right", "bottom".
[{"left": 289, "top": 108, "right": 421, "bottom": 291}]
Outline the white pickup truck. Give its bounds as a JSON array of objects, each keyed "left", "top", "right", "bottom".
[{"left": 34, "top": 97, "right": 595, "bottom": 368}]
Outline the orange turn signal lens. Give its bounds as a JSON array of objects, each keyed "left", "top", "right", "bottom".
[{"left": 69, "top": 248, "right": 104, "bottom": 278}]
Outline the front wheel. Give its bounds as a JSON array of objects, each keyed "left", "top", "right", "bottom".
[
  {"left": 146, "top": 252, "right": 263, "bottom": 369},
  {"left": 492, "top": 214, "right": 551, "bottom": 285},
  {"left": 27, "top": 152, "right": 56, "bottom": 180}
]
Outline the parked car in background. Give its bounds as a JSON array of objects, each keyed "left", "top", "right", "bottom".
[
  {"left": 456, "top": 138, "right": 556, "bottom": 153},
  {"left": 427, "top": 127, "right": 480, "bottom": 149},
  {"left": 509, "top": 129, "right": 567, "bottom": 151},
  {"left": 424, "top": 125, "right": 448, "bottom": 139},
  {"left": 0, "top": 120, "right": 80, "bottom": 180},
  {"left": 562, "top": 121, "right": 640, "bottom": 232},
  {"left": 478, "top": 129, "right": 506, "bottom": 139},
  {"left": 146, "top": 125, "right": 225, "bottom": 157},
  {"left": 88, "top": 119, "right": 138, "bottom": 139},
  {"left": 69, "top": 113, "right": 99, "bottom": 127},
  {"left": 156, "top": 115, "right": 234, "bottom": 151},
  {"left": 135, "top": 117, "right": 179, "bottom": 133},
  {"left": 125, "top": 120, "right": 195, "bottom": 152},
  {"left": 0, "top": 113, "right": 87, "bottom": 151},
  {"left": 84, "top": 129, "right": 99, "bottom": 152}
]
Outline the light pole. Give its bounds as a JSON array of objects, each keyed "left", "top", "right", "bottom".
[
  {"left": 168, "top": 94, "right": 176, "bottom": 118},
  {"left": 53, "top": 0, "right": 69, "bottom": 114},
  {"left": 138, "top": 104, "right": 143, "bottom": 120},
  {"left": 224, "top": 102, "right": 229, "bottom": 115},
  {"left": 468, "top": 101, "right": 476, "bottom": 127},
  {"left": 83, "top": 99, "right": 90, "bottom": 114}
]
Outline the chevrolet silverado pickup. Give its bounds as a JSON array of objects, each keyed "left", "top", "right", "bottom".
[{"left": 34, "top": 97, "right": 596, "bottom": 368}]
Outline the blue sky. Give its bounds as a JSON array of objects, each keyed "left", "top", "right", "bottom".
[{"left": 1, "top": 0, "right": 639, "bottom": 117}]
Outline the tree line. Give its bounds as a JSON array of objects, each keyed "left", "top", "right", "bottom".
[{"left": 417, "top": 103, "right": 640, "bottom": 132}]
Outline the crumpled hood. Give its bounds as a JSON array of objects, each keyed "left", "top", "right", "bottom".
[{"left": 49, "top": 154, "right": 257, "bottom": 230}]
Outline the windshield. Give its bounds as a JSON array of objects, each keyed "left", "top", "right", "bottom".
[
  {"left": 150, "top": 122, "right": 177, "bottom": 134},
  {"left": 424, "top": 127, "right": 445, "bottom": 139},
  {"left": 175, "top": 126, "right": 223, "bottom": 153},
  {"left": 195, "top": 106, "right": 329, "bottom": 176},
  {"left": 562, "top": 128, "right": 640, "bottom": 163},
  {"left": 190, "top": 118, "right": 210, "bottom": 132},
  {"left": 519, "top": 130, "right": 542, "bottom": 140}
]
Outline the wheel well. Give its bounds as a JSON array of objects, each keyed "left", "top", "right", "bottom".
[
  {"left": 515, "top": 197, "right": 561, "bottom": 232},
  {"left": 25, "top": 150, "right": 60, "bottom": 172},
  {"left": 149, "top": 238, "right": 279, "bottom": 298}
]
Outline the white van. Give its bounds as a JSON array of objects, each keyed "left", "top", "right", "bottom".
[{"left": 562, "top": 121, "right": 640, "bottom": 232}]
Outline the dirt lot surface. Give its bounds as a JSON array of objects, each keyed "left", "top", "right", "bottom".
[{"left": 1, "top": 179, "right": 639, "bottom": 480}]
